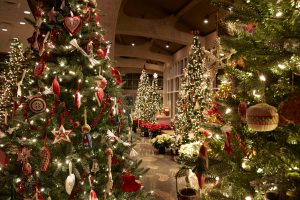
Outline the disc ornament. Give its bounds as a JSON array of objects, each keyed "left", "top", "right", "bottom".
[{"left": 28, "top": 96, "right": 47, "bottom": 113}]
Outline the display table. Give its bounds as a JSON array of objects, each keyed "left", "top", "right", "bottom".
[{"left": 157, "top": 116, "right": 171, "bottom": 125}]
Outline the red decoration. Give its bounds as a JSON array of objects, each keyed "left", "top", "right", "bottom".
[
  {"left": 87, "top": 41, "right": 93, "bottom": 55},
  {"left": 13, "top": 100, "right": 19, "bottom": 111},
  {"left": 17, "top": 182, "right": 24, "bottom": 194},
  {"left": 22, "top": 162, "right": 32, "bottom": 176},
  {"left": 96, "top": 88, "right": 104, "bottom": 105},
  {"left": 97, "top": 47, "right": 107, "bottom": 59},
  {"left": 120, "top": 171, "right": 141, "bottom": 193},
  {"left": 34, "top": 58, "right": 46, "bottom": 78},
  {"left": 243, "top": 23, "right": 256, "bottom": 33},
  {"left": 75, "top": 83, "right": 82, "bottom": 110},
  {"left": 224, "top": 131, "right": 233, "bottom": 154},
  {"left": 195, "top": 173, "right": 205, "bottom": 189},
  {"left": 0, "top": 150, "right": 8, "bottom": 167},
  {"left": 238, "top": 101, "right": 247, "bottom": 122},
  {"left": 111, "top": 68, "right": 122, "bottom": 85},
  {"left": 40, "top": 142, "right": 51, "bottom": 172},
  {"left": 89, "top": 189, "right": 98, "bottom": 200},
  {"left": 51, "top": 28, "right": 60, "bottom": 44},
  {"left": 98, "top": 77, "right": 107, "bottom": 89},
  {"left": 199, "top": 144, "right": 208, "bottom": 169},
  {"left": 52, "top": 77, "right": 60, "bottom": 96},
  {"left": 63, "top": 16, "right": 82, "bottom": 35},
  {"left": 112, "top": 158, "right": 119, "bottom": 166}
]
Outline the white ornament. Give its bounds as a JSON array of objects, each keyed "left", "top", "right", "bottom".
[{"left": 65, "top": 162, "right": 75, "bottom": 195}]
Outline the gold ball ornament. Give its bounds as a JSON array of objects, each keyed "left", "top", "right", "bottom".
[
  {"left": 81, "top": 123, "right": 91, "bottom": 133},
  {"left": 246, "top": 103, "right": 279, "bottom": 132}
]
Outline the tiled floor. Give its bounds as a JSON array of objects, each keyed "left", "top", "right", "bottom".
[{"left": 135, "top": 137, "right": 180, "bottom": 200}]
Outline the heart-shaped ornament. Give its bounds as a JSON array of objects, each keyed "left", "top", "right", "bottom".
[
  {"left": 63, "top": 16, "right": 82, "bottom": 35},
  {"left": 97, "top": 47, "right": 107, "bottom": 59}
]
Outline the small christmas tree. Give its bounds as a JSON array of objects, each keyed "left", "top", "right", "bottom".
[{"left": 0, "top": 38, "right": 25, "bottom": 122}]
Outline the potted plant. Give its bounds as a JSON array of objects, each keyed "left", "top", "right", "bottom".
[{"left": 151, "top": 134, "right": 174, "bottom": 154}]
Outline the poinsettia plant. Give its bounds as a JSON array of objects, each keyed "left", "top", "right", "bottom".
[{"left": 151, "top": 134, "right": 175, "bottom": 149}]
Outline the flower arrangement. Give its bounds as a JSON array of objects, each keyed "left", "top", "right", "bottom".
[
  {"left": 178, "top": 141, "right": 202, "bottom": 158},
  {"left": 140, "top": 122, "right": 172, "bottom": 133},
  {"left": 151, "top": 134, "right": 175, "bottom": 149}
]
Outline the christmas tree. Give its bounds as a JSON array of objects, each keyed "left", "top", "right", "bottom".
[
  {"left": 147, "top": 73, "right": 161, "bottom": 123},
  {"left": 0, "top": 0, "right": 149, "bottom": 199},
  {"left": 133, "top": 69, "right": 153, "bottom": 122},
  {"left": 200, "top": 0, "right": 300, "bottom": 199},
  {"left": 0, "top": 38, "right": 25, "bottom": 123},
  {"left": 174, "top": 35, "right": 213, "bottom": 143}
]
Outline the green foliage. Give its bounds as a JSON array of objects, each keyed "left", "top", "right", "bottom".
[{"left": 0, "top": 1, "right": 149, "bottom": 199}]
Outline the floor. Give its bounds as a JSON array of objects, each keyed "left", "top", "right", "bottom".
[{"left": 135, "top": 136, "right": 180, "bottom": 200}]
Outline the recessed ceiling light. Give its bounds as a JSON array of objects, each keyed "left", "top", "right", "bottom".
[
  {"left": 2, "top": 28, "right": 8, "bottom": 32},
  {"left": 24, "top": 11, "right": 31, "bottom": 15},
  {"left": 165, "top": 44, "right": 170, "bottom": 48},
  {"left": 204, "top": 19, "right": 208, "bottom": 24},
  {"left": 19, "top": 21, "right": 26, "bottom": 25},
  {"left": 131, "top": 43, "right": 135, "bottom": 46}
]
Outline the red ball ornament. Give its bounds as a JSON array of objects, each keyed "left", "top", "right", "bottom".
[
  {"left": 97, "top": 47, "right": 107, "bottom": 59},
  {"left": 52, "top": 77, "right": 60, "bottom": 97},
  {"left": 121, "top": 171, "right": 141, "bottom": 193},
  {"left": 63, "top": 16, "right": 82, "bottom": 35},
  {"left": 34, "top": 58, "right": 46, "bottom": 78},
  {"left": 17, "top": 182, "right": 24, "bottom": 194}
]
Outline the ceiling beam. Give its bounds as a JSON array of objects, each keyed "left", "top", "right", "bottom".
[
  {"left": 116, "top": 57, "right": 164, "bottom": 72},
  {"left": 115, "top": 43, "right": 172, "bottom": 63},
  {"left": 176, "top": 0, "right": 202, "bottom": 17},
  {"left": 116, "top": 11, "right": 193, "bottom": 45}
]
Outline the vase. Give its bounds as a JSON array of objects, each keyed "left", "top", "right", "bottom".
[{"left": 158, "top": 147, "right": 165, "bottom": 154}]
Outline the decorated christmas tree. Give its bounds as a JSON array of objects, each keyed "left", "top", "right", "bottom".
[
  {"left": 200, "top": 0, "right": 300, "bottom": 199},
  {"left": 174, "top": 35, "right": 213, "bottom": 143},
  {"left": 0, "top": 0, "right": 149, "bottom": 199},
  {"left": 133, "top": 69, "right": 152, "bottom": 122},
  {"left": 147, "top": 73, "right": 161, "bottom": 123},
  {"left": 0, "top": 38, "right": 25, "bottom": 123}
]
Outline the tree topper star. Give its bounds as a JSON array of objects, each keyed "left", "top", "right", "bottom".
[{"left": 52, "top": 125, "right": 72, "bottom": 144}]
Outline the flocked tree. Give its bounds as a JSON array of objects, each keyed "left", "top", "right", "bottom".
[
  {"left": 0, "top": 0, "right": 149, "bottom": 199},
  {"left": 174, "top": 35, "right": 213, "bottom": 143},
  {"left": 0, "top": 38, "right": 25, "bottom": 123},
  {"left": 199, "top": 0, "right": 300, "bottom": 199}
]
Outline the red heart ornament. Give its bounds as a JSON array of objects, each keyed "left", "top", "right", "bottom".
[
  {"left": 63, "top": 16, "right": 82, "bottom": 35},
  {"left": 34, "top": 58, "right": 46, "bottom": 78}
]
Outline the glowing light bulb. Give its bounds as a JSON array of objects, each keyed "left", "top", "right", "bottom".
[
  {"left": 245, "top": 196, "right": 252, "bottom": 200},
  {"left": 278, "top": 64, "right": 285, "bottom": 69},
  {"left": 276, "top": 11, "right": 283, "bottom": 17},
  {"left": 225, "top": 108, "right": 232, "bottom": 114},
  {"left": 259, "top": 75, "right": 266, "bottom": 82}
]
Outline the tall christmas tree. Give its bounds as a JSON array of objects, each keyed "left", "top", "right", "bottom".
[
  {"left": 0, "top": 1, "right": 149, "bottom": 199},
  {"left": 200, "top": 0, "right": 300, "bottom": 199},
  {"left": 133, "top": 69, "right": 152, "bottom": 122},
  {"left": 147, "top": 73, "right": 161, "bottom": 123},
  {"left": 174, "top": 35, "right": 213, "bottom": 143},
  {"left": 0, "top": 38, "right": 25, "bottom": 123}
]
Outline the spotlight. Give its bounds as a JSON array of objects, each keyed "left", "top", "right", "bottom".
[{"left": 131, "top": 43, "right": 135, "bottom": 46}]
